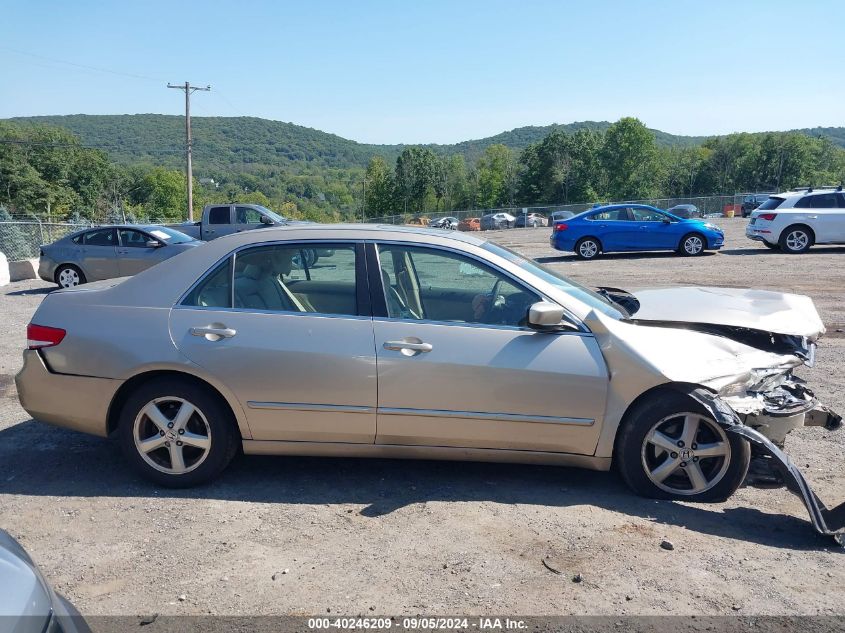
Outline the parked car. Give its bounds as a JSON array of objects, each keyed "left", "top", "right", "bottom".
[
  {"left": 746, "top": 187, "right": 845, "bottom": 253},
  {"left": 667, "top": 204, "right": 702, "bottom": 219},
  {"left": 480, "top": 212, "right": 516, "bottom": 230},
  {"left": 429, "top": 216, "right": 458, "bottom": 230},
  {"left": 39, "top": 225, "right": 201, "bottom": 288},
  {"left": 547, "top": 210, "right": 576, "bottom": 226},
  {"left": 458, "top": 217, "right": 481, "bottom": 231},
  {"left": 550, "top": 204, "right": 724, "bottom": 259},
  {"left": 166, "top": 203, "right": 309, "bottom": 241},
  {"left": 514, "top": 212, "right": 546, "bottom": 228},
  {"left": 15, "top": 224, "right": 843, "bottom": 542},
  {"left": 741, "top": 193, "right": 774, "bottom": 218},
  {"left": 0, "top": 528, "right": 90, "bottom": 633}
]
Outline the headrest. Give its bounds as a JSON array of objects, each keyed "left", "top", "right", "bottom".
[{"left": 243, "top": 264, "right": 262, "bottom": 280}]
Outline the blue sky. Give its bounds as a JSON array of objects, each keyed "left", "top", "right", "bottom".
[{"left": 1, "top": 0, "right": 842, "bottom": 144}]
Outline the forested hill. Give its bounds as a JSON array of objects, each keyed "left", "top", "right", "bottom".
[{"left": 6, "top": 114, "right": 713, "bottom": 172}]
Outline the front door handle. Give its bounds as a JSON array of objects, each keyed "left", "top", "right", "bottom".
[
  {"left": 190, "top": 326, "right": 237, "bottom": 340},
  {"left": 383, "top": 340, "right": 432, "bottom": 353}
]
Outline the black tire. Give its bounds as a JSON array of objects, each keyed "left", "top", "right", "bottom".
[
  {"left": 54, "top": 264, "right": 86, "bottom": 288},
  {"left": 615, "top": 390, "right": 750, "bottom": 503},
  {"left": 575, "top": 237, "right": 601, "bottom": 260},
  {"left": 117, "top": 377, "right": 239, "bottom": 488},
  {"left": 779, "top": 225, "right": 813, "bottom": 254},
  {"left": 678, "top": 233, "right": 706, "bottom": 256}
]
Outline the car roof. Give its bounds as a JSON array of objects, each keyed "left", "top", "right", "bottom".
[
  {"left": 218, "top": 222, "right": 490, "bottom": 246},
  {"left": 775, "top": 188, "right": 843, "bottom": 198}
]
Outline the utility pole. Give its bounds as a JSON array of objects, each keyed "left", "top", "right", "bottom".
[{"left": 167, "top": 82, "right": 211, "bottom": 221}]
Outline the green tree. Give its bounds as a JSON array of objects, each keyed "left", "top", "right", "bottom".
[
  {"left": 600, "top": 117, "right": 662, "bottom": 200},
  {"left": 364, "top": 156, "right": 395, "bottom": 217},
  {"left": 476, "top": 144, "right": 514, "bottom": 208}
]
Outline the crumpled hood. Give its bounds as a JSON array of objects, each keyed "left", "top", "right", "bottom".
[{"left": 630, "top": 286, "right": 825, "bottom": 339}]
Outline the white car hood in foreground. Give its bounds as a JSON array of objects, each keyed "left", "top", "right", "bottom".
[{"left": 630, "top": 286, "right": 825, "bottom": 339}]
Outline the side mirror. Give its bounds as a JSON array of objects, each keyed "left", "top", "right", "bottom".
[
  {"left": 662, "top": 218, "right": 671, "bottom": 224},
  {"left": 146, "top": 240, "right": 163, "bottom": 248},
  {"left": 527, "top": 301, "right": 566, "bottom": 330},
  {"left": 260, "top": 215, "right": 274, "bottom": 225}
]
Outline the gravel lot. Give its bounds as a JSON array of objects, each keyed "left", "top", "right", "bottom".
[{"left": 0, "top": 218, "right": 843, "bottom": 617}]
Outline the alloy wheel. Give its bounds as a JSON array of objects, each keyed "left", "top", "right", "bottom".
[
  {"left": 579, "top": 240, "right": 599, "bottom": 258},
  {"left": 641, "top": 412, "right": 730, "bottom": 496},
  {"left": 683, "top": 236, "right": 704, "bottom": 255},
  {"left": 133, "top": 397, "right": 212, "bottom": 475},
  {"left": 58, "top": 268, "right": 80, "bottom": 288}
]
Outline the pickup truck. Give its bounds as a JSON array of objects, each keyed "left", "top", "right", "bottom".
[{"left": 167, "top": 203, "right": 309, "bottom": 241}]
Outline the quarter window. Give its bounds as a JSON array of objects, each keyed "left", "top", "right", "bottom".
[
  {"left": 377, "top": 245, "right": 540, "bottom": 327},
  {"left": 233, "top": 244, "right": 358, "bottom": 315},
  {"left": 182, "top": 257, "right": 233, "bottom": 308}
]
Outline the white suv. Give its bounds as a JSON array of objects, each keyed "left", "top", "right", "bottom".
[{"left": 746, "top": 187, "right": 845, "bottom": 253}]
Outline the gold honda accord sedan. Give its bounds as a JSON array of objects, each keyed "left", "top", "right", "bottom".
[{"left": 15, "top": 224, "right": 843, "bottom": 543}]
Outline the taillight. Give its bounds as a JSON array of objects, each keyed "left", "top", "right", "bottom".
[
  {"left": 27, "top": 324, "right": 66, "bottom": 350},
  {"left": 554, "top": 223, "right": 569, "bottom": 231},
  {"left": 758, "top": 213, "right": 777, "bottom": 221}
]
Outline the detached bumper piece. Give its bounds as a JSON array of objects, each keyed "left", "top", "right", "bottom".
[{"left": 688, "top": 388, "right": 845, "bottom": 546}]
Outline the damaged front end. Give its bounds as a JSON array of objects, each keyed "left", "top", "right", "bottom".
[{"left": 687, "top": 386, "right": 845, "bottom": 546}]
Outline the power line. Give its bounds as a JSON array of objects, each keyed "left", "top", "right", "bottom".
[{"left": 0, "top": 46, "right": 164, "bottom": 82}]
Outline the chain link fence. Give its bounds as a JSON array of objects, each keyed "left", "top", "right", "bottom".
[
  {"left": 0, "top": 193, "right": 757, "bottom": 260},
  {"left": 0, "top": 217, "right": 168, "bottom": 261},
  {"left": 365, "top": 194, "right": 754, "bottom": 227}
]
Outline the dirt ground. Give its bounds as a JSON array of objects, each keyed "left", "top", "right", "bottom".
[{"left": 0, "top": 218, "right": 843, "bottom": 617}]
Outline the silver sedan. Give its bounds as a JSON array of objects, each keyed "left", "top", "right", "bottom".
[
  {"left": 38, "top": 224, "right": 201, "bottom": 288},
  {"left": 15, "top": 224, "right": 844, "bottom": 543}
]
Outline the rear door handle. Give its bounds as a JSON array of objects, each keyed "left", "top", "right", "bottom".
[
  {"left": 190, "top": 326, "right": 237, "bottom": 339},
  {"left": 383, "top": 340, "right": 432, "bottom": 352}
]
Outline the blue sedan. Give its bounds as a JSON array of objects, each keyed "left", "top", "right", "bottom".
[{"left": 549, "top": 204, "right": 724, "bottom": 259}]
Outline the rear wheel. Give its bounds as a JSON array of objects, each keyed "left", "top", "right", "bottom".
[
  {"left": 615, "top": 391, "right": 750, "bottom": 502},
  {"left": 575, "top": 237, "right": 601, "bottom": 260},
  {"left": 678, "top": 233, "right": 706, "bottom": 256},
  {"left": 118, "top": 378, "right": 239, "bottom": 487},
  {"left": 779, "top": 226, "right": 813, "bottom": 253},
  {"left": 55, "top": 265, "right": 85, "bottom": 288}
]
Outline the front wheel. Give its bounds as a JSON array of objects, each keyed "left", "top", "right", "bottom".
[
  {"left": 615, "top": 391, "right": 750, "bottom": 502},
  {"left": 678, "top": 233, "right": 706, "bottom": 256},
  {"left": 118, "top": 378, "right": 239, "bottom": 487}
]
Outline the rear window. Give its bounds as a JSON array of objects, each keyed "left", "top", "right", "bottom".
[{"left": 756, "top": 197, "right": 783, "bottom": 211}]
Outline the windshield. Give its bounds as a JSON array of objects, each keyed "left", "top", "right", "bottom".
[
  {"left": 254, "top": 205, "right": 286, "bottom": 222},
  {"left": 481, "top": 242, "right": 627, "bottom": 319},
  {"left": 147, "top": 226, "right": 196, "bottom": 243}
]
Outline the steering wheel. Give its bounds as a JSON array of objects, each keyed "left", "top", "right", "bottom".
[{"left": 481, "top": 278, "right": 504, "bottom": 322}]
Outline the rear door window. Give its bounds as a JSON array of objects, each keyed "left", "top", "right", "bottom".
[
  {"left": 810, "top": 193, "right": 838, "bottom": 209},
  {"left": 84, "top": 228, "right": 116, "bottom": 246},
  {"left": 233, "top": 244, "right": 359, "bottom": 316},
  {"left": 182, "top": 257, "right": 233, "bottom": 308},
  {"left": 208, "top": 206, "right": 232, "bottom": 224}
]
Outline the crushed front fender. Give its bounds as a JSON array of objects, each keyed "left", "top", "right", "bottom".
[{"left": 684, "top": 387, "right": 845, "bottom": 546}]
